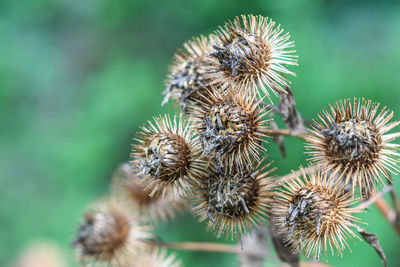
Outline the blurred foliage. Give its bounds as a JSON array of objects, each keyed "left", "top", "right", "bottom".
[{"left": 1, "top": 0, "right": 400, "bottom": 266}]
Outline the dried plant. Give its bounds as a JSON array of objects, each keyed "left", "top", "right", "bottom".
[
  {"left": 131, "top": 114, "right": 206, "bottom": 197},
  {"left": 192, "top": 161, "right": 275, "bottom": 239},
  {"left": 162, "top": 36, "right": 213, "bottom": 112},
  {"left": 72, "top": 198, "right": 153, "bottom": 266},
  {"left": 73, "top": 14, "right": 400, "bottom": 267},
  {"left": 205, "top": 14, "right": 298, "bottom": 98},
  {"left": 273, "top": 168, "right": 362, "bottom": 260},
  {"left": 306, "top": 98, "right": 400, "bottom": 197},
  {"left": 111, "top": 163, "right": 187, "bottom": 223},
  {"left": 190, "top": 88, "right": 270, "bottom": 170}
]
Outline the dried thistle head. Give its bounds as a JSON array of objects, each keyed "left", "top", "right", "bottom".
[
  {"left": 136, "top": 248, "right": 181, "bottom": 267},
  {"left": 306, "top": 98, "right": 400, "bottom": 196},
  {"left": 72, "top": 198, "right": 153, "bottom": 266},
  {"left": 190, "top": 88, "right": 269, "bottom": 170},
  {"left": 111, "top": 163, "right": 187, "bottom": 223},
  {"left": 192, "top": 162, "right": 275, "bottom": 239},
  {"left": 273, "top": 168, "right": 362, "bottom": 260},
  {"left": 131, "top": 114, "right": 206, "bottom": 198},
  {"left": 204, "top": 14, "right": 297, "bottom": 98},
  {"left": 162, "top": 36, "right": 213, "bottom": 112}
]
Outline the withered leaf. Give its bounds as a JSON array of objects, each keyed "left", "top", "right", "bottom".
[
  {"left": 270, "top": 119, "right": 286, "bottom": 158},
  {"left": 356, "top": 226, "right": 387, "bottom": 267},
  {"left": 239, "top": 227, "right": 269, "bottom": 267},
  {"left": 278, "top": 87, "right": 307, "bottom": 135},
  {"left": 268, "top": 221, "right": 299, "bottom": 267}
]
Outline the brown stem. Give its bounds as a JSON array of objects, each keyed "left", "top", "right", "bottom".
[
  {"left": 147, "top": 240, "right": 265, "bottom": 257},
  {"left": 148, "top": 240, "right": 333, "bottom": 267},
  {"left": 265, "top": 129, "right": 310, "bottom": 140},
  {"left": 375, "top": 197, "right": 400, "bottom": 235},
  {"left": 357, "top": 186, "right": 400, "bottom": 236},
  {"left": 356, "top": 186, "right": 393, "bottom": 210},
  {"left": 389, "top": 189, "right": 400, "bottom": 219},
  {"left": 388, "top": 180, "right": 400, "bottom": 232}
]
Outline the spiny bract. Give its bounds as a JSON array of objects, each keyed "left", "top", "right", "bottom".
[
  {"left": 131, "top": 114, "right": 206, "bottom": 198},
  {"left": 72, "top": 198, "right": 153, "bottom": 266},
  {"left": 190, "top": 88, "right": 270, "bottom": 171},
  {"left": 273, "top": 168, "right": 362, "bottom": 260},
  {"left": 192, "top": 161, "right": 275, "bottom": 239},
  {"left": 204, "top": 14, "right": 297, "bottom": 99},
  {"left": 306, "top": 98, "right": 400, "bottom": 197}
]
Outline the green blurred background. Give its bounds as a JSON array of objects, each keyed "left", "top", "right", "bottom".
[{"left": 1, "top": 0, "right": 400, "bottom": 266}]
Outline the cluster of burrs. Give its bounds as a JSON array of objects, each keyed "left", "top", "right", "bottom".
[{"left": 72, "top": 14, "right": 400, "bottom": 266}]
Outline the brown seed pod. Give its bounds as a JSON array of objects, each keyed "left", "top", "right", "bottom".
[
  {"left": 272, "top": 168, "right": 362, "bottom": 260},
  {"left": 192, "top": 161, "right": 275, "bottom": 239},
  {"left": 306, "top": 98, "right": 400, "bottom": 197},
  {"left": 190, "top": 88, "right": 270, "bottom": 170},
  {"left": 136, "top": 248, "right": 181, "bottom": 267},
  {"left": 162, "top": 35, "right": 213, "bottom": 112},
  {"left": 72, "top": 198, "right": 153, "bottom": 266},
  {"left": 204, "top": 14, "right": 297, "bottom": 99},
  {"left": 111, "top": 163, "right": 187, "bottom": 223},
  {"left": 131, "top": 114, "right": 206, "bottom": 198}
]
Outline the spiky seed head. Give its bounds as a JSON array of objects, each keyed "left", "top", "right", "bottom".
[
  {"left": 273, "top": 168, "right": 362, "bottom": 260},
  {"left": 204, "top": 14, "right": 297, "bottom": 99},
  {"left": 111, "top": 163, "right": 187, "bottom": 223},
  {"left": 306, "top": 98, "right": 400, "bottom": 197},
  {"left": 136, "top": 248, "right": 181, "bottom": 267},
  {"left": 72, "top": 198, "right": 153, "bottom": 266},
  {"left": 162, "top": 35, "right": 213, "bottom": 112},
  {"left": 192, "top": 161, "right": 275, "bottom": 239},
  {"left": 190, "top": 88, "right": 269, "bottom": 170},
  {"left": 131, "top": 114, "right": 206, "bottom": 198}
]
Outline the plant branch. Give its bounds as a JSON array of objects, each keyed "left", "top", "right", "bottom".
[
  {"left": 356, "top": 186, "right": 400, "bottom": 236},
  {"left": 266, "top": 129, "right": 310, "bottom": 140},
  {"left": 147, "top": 240, "right": 266, "bottom": 257},
  {"left": 375, "top": 197, "right": 400, "bottom": 235},
  {"left": 356, "top": 186, "right": 393, "bottom": 211},
  {"left": 148, "top": 240, "right": 333, "bottom": 267},
  {"left": 388, "top": 180, "right": 400, "bottom": 233}
]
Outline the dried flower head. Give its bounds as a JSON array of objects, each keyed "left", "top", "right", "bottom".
[
  {"left": 162, "top": 36, "right": 213, "bottom": 112},
  {"left": 306, "top": 98, "right": 400, "bottom": 196},
  {"left": 131, "top": 114, "right": 206, "bottom": 197},
  {"left": 136, "top": 248, "right": 181, "bottom": 267},
  {"left": 273, "top": 168, "right": 362, "bottom": 260},
  {"left": 111, "top": 163, "right": 187, "bottom": 223},
  {"left": 204, "top": 14, "right": 297, "bottom": 98},
  {"left": 72, "top": 198, "right": 153, "bottom": 266},
  {"left": 191, "top": 88, "right": 269, "bottom": 170},
  {"left": 192, "top": 162, "right": 275, "bottom": 239}
]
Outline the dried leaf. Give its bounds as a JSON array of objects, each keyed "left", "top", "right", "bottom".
[
  {"left": 278, "top": 87, "right": 307, "bottom": 135},
  {"left": 388, "top": 180, "right": 400, "bottom": 231},
  {"left": 356, "top": 226, "right": 387, "bottom": 267},
  {"left": 270, "top": 119, "right": 286, "bottom": 158},
  {"left": 268, "top": 221, "right": 299, "bottom": 267},
  {"left": 239, "top": 227, "right": 269, "bottom": 267}
]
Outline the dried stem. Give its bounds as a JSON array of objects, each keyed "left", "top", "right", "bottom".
[
  {"left": 356, "top": 186, "right": 400, "bottom": 236},
  {"left": 266, "top": 129, "right": 310, "bottom": 140},
  {"left": 375, "top": 197, "right": 400, "bottom": 235},
  {"left": 148, "top": 240, "right": 333, "bottom": 266},
  {"left": 388, "top": 180, "right": 400, "bottom": 232},
  {"left": 356, "top": 186, "right": 393, "bottom": 211},
  {"left": 147, "top": 240, "right": 266, "bottom": 257}
]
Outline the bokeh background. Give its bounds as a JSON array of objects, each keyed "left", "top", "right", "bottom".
[{"left": 1, "top": 0, "right": 400, "bottom": 266}]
